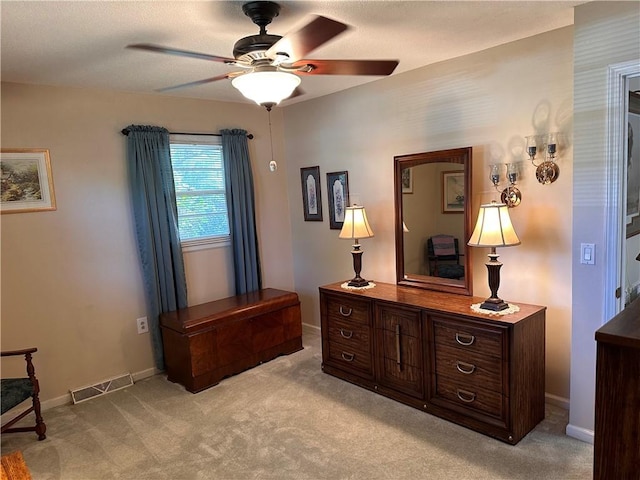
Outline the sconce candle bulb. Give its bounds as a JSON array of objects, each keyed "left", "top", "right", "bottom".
[
  {"left": 525, "top": 132, "right": 561, "bottom": 185},
  {"left": 489, "top": 163, "right": 522, "bottom": 207}
]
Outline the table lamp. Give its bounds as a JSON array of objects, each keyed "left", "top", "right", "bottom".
[
  {"left": 468, "top": 201, "right": 521, "bottom": 311},
  {"left": 339, "top": 205, "right": 374, "bottom": 287}
]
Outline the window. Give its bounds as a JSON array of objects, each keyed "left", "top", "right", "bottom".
[{"left": 169, "top": 134, "right": 229, "bottom": 248}]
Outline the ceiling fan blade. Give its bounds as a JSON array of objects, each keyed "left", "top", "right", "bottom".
[
  {"left": 266, "top": 16, "right": 348, "bottom": 62},
  {"left": 291, "top": 59, "right": 399, "bottom": 76},
  {"left": 156, "top": 73, "right": 234, "bottom": 92},
  {"left": 127, "top": 43, "right": 236, "bottom": 64}
]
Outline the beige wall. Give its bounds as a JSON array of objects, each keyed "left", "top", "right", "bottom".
[
  {"left": 570, "top": 1, "right": 640, "bottom": 440},
  {"left": 283, "top": 27, "right": 574, "bottom": 401},
  {"left": 1, "top": 83, "right": 294, "bottom": 403}
]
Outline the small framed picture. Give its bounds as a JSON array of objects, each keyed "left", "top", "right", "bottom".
[
  {"left": 300, "top": 166, "right": 322, "bottom": 221},
  {"left": 326, "top": 171, "right": 350, "bottom": 230},
  {"left": 401, "top": 167, "right": 413, "bottom": 194},
  {"left": 1, "top": 149, "right": 56, "bottom": 214},
  {"left": 442, "top": 170, "right": 465, "bottom": 213}
]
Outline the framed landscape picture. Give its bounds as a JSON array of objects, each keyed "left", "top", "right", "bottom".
[
  {"left": 326, "top": 171, "right": 349, "bottom": 230},
  {"left": 1, "top": 149, "right": 56, "bottom": 214},
  {"left": 300, "top": 166, "right": 322, "bottom": 221},
  {"left": 442, "top": 170, "right": 465, "bottom": 213}
]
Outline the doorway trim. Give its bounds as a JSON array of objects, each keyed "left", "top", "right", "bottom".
[{"left": 605, "top": 60, "right": 640, "bottom": 320}]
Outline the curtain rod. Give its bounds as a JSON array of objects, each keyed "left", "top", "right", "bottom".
[{"left": 121, "top": 128, "right": 253, "bottom": 139}]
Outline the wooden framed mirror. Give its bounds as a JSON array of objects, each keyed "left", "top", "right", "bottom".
[{"left": 394, "top": 147, "right": 473, "bottom": 295}]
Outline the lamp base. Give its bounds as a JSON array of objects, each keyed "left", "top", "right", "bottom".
[
  {"left": 347, "top": 245, "right": 369, "bottom": 288},
  {"left": 347, "top": 277, "right": 370, "bottom": 288},
  {"left": 479, "top": 297, "right": 509, "bottom": 311}
]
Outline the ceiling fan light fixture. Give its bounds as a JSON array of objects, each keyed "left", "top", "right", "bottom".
[{"left": 232, "top": 70, "right": 300, "bottom": 108}]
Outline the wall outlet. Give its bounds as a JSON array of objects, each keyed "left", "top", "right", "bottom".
[{"left": 136, "top": 317, "right": 149, "bottom": 334}]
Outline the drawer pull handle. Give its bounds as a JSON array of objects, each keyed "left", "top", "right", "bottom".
[
  {"left": 339, "top": 329, "right": 353, "bottom": 339},
  {"left": 456, "top": 389, "right": 476, "bottom": 403},
  {"left": 455, "top": 333, "right": 475, "bottom": 346},
  {"left": 456, "top": 361, "right": 476, "bottom": 375},
  {"left": 341, "top": 352, "right": 355, "bottom": 362},
  {"left": 395, "top": 324, "right": 402, "bottom": 369},
  {"left": 339, "top": 306, "right": 353, "bottom": 317}
]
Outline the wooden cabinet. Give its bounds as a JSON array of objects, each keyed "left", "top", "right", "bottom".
[
  {"left": 593, "top": 297, "right": 640, "bottom": 479},
  {"left": 319, "top": 281, "right": 546, "bottom": 444}
]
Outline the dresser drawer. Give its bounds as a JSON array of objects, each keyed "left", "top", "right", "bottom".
[
  {"left": 434, "top": 345, "right": 503, "bottom": 393},
  {"left": 434, "top": 376, "right": 504, "bottom": 419},
  {"left": 326, "top": 317, "right": 371, "bottom": 351},
  {"left": 433, "top": 317, "right": 504, "bottom": 358},
  {"left": 326, "top": 342, "right": 372, "bottom": 375},
  {"left": 326, "top": 296, "right": 371, "bottom": 325}
]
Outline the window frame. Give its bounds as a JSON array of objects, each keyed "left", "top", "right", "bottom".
[{"left": 169, "top": 134, "right": 230, "bottom": 251}]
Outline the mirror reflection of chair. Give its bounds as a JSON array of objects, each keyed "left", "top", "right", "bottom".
[
  {"left": 426, "top": 235, "right": 465, "bottom": 279},
  {"left": 1, "top": 348, "right": 47, "bottom": 441}
]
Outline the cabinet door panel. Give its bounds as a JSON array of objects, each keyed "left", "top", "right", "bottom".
[
  {"left": 380, "top": 329, "right": 421, "bottom": 367},
  {"left": 375, "top": 305, "right": 423, "bottom": 398}
]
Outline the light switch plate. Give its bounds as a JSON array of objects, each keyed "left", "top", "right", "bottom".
[{"left": 580, "top": 243, "right": 595, "bottom": 265}]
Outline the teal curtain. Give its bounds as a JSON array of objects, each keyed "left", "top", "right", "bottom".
[
  {"left": 222, "top": 129, "right": 262, "bottom": 294},
  {"left": 126, "top": 125, "right": 188, "bottom": 370}
]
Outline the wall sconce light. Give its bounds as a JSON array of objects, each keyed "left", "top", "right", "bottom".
[
  {"left": 468, "top": 201, "right": 521, "bottom": 311},
  {"left": 339, "top": 205, "right": 375, "bottom": 287},
  {"left": 526, "top": 132, "right": 560, "bottom": 185},
  {"left": 489, "top": 163, "right": 522, "bottom": 208}
]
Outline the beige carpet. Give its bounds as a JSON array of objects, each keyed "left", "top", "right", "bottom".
[{"left": 1, "top": 329, "right": 592, "bottom": 479}]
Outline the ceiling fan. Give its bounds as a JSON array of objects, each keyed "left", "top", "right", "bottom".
[{"left": 127, "top": 1, "right": 399, "bottom": 110}]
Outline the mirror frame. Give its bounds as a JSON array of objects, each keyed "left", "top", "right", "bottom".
[{"left": 394, "top": 147, "right": 473, "bottom": 296}]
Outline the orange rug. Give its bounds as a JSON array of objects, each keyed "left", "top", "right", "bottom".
[{"left": 0, "top": 451, "right": 31, "bottom": 480}]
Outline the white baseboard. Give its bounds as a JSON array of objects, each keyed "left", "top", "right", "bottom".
[
  {"left": 566, "top": 424, "right": 594, "bottom": 444},
  {"left": 302, "top": 322, "right": 321, "bottom": 334},
  {"left": 2, "top": 367, "right": 163, "bottom": 422},
  {"left": 545, "top": 392, "right": 570, "bottom": 410},
  {"left": 131, "top": 367, "right": 162, "bottom": 382}
]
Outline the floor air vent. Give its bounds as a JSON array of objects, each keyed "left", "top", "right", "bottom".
[{"left": 70, "top": 373, "right": 134, "bottom": 404}]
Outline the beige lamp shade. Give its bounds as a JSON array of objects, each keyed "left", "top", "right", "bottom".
[
  {"left": 468, "top": 201, "right": 521, "bottom": 247},
  {"left": 339, "top": 205, "right": 374, "bottom": 240}
]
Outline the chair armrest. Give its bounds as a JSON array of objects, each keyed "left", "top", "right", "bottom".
[{"left": 1, "top": 348, "right": 37, "bottom": 357}]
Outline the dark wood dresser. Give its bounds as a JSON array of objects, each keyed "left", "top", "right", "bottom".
[
  {"left": 160, "top": 288, "right": 303, "bottom": 393},
  {"left": 594, "top": 297, "right": 640, "bottom": 479},
  {"left": 319, "top": 281, "right": 546, "bottom": 444}
]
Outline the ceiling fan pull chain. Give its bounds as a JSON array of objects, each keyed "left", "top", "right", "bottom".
[{"left": 268, "top": 109, "right": 277, "bottom": 172}]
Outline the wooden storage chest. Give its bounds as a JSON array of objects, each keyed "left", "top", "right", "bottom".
[{"left": 160, "top": 288, "right": 303, "bottom": 393}]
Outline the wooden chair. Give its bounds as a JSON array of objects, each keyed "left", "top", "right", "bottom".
[
  {"left": 1, "top": 348, "right": 46, "bottom": 440},
  {"left": 426, "top": 235, "right": 465, "bottom": 279}
]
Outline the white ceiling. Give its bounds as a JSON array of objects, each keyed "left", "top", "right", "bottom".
[{"left": 1, "top": 1, "right": 583, "bottom": 107}]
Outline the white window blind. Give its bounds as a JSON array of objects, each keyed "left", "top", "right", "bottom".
[{"left": 169, "top": 134, "right": 229, "bottom": 247}]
